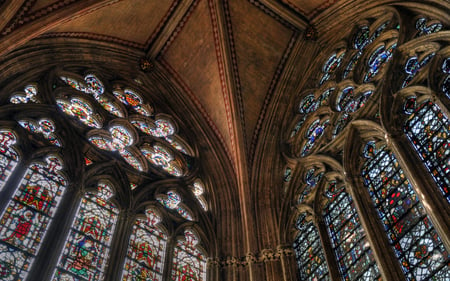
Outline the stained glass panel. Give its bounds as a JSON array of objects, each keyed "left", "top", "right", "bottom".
[
  {"left": 401, "top": 53, "right": 435, "bottom": 88},
  {"left": 364, "top": 43, "right": 397, "bottom": 82},
  {"left": 113, "top": 89, "right": 153, "bottom": 116},
  {"left": 301, "top": 119, "right": 329, "bottom": 157},
  {"left": 10, "top": 85, "right": 38, "bottom": 104},
  {"left": 171, "top": 230, "right": 206, "bottom": 281},
  {"left": 118, "top": 149, "right": 145, "bottom": 172},
  {"left": 56, "top": 98, "right": 102, "bottom": 128},
  {"left": 299, "top": 94, "right": 318, "bottom": 114},
  {"left": 293, "top": 214, "right": 330, "bottom": 281},
  {"left": 122, "top": 209, "right": 167, "bottom": 281},
  {"left": 298, "top": 169, "right": 323, "bottom": 204},
  {"left": 109, "top": 126, "right": 134, "bottom": 149},
  {"left": 52, "top": 182, "right": 119, "bottom": 281},
  {"left": 323, "top": 186, "right": 381, "bottom": 280},
  {"left": 96, "top": 95, "right": 125, "bottom": 117},
  {"left": 441, "top": 57, "right": 449, "bottom": 98},
  {"left": 0, "top": 130, "right": 19, "bottom": 190},
  {"left": 361, "top": 143, "right": 449, "bottom": 280},
  {"left": 19, "top": 119, "right": 62, "bottom": 147},
  {"left": 84, "top": 74, "right": 104, "bottom": 96},
  {"left": 403, "top": 101, "right": 450, "bottom": 202},
  {"left": 89, "top": 135, "right": 114, "bottom": 151},
  {"left": 320, "top": 51, "right": 345, "bottom": 85},
  {"left": 141, "top": 145, "right": 182, "bottom": 176},
  {"left": 0, "top": 156, "right": 66, "bottom": 281},
  {"left": 415, "top": 18, "right": 443, "bottom": 37},
  {"left": 60, "top": 76, "right": 87, "bottom": 92}
]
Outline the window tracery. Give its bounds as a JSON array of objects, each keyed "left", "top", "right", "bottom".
[
  {"left": 361, "top": 141, "right": 449, "bottom": 280},
  {"left": 0, "top": 155, "right": 67, "bottom": 281},
  {"left": 171, "top": 229, "right": 206, "bottom": 281},
  {"left": 122, "top": 209, "right": 167, "bottom": 281},
  {"left": 0, "top": 130, "right": 19, "bottom": 190},
  {"left": 285, "top": 8, "right": 449, "bottom": 281},
  {"left": 293, "top": 213, "right": 330, "bottom": 280},
  {"left": 0, "top": 67, "right": 210, "bottom": 280}
]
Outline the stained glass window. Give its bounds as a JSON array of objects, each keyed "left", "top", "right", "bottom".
[
  {"left": 0, "top": 155, "right": 67, "bottom": 281},
  {"left": 363, "top": 42, "right": 397, "bottom": 83},
  {"left": 403, "top": 100, "right": 449, "bottom": 202},
  {"left": 52, "top": 181, "right": 119, "bottom": 281},
  {"left": 401, "top": 53, "right": 435, "bottom": 88},
  {"left": 323, "top": 182, "right": 381, "bottom": 280},
  {"left": 171, "top": 230, "right": 206, "bottom": 281},
  {"left": 113, "top": 89, "right": 153, "bottom": 116},
  {"left": 320, "top": 51, "right": 345, "bottom": 85},
  {"left": 60, "top": 76, "right": 87, "bottom": 92},
  {"left": 0, "top": 130, "right": 19, "bottom": 190},
  {"left": 18, "top": 119, "right": 62, "bottom": 147},
  {"left": 301, "top": 119, "right": 329, "bottom": 157},
  {"left": 415, "top": 18, "right": 443, "bottom": 37},
  {"left": 10, "top": 85, "right": 39, "bottom": 104},
  {"left": 96, "top": 95, "right": 125, "bottom": 117},
  {"left": 122, "top": 209, "right": 167, "bottom": 281},
  {"left": 441, "top": 57, "right": 449, "bottom": 98},
  {"left": 84, "top": 74, "right": 104, "bottom": 96},
  {"left": 361, "top": 142, "right": 449, "bottom": 280},
  {"left": 298, "top": 169, "right": 323, "bottom": 204},
  {"left": 293, "top": 213, "right": 330, "bottom": 281},
  {"left": 141, "top": 144, "right": 183, "bottom": 176},
  {"left": 118, "top": 149, "right": 145, "bottom": 172},
  {"left": 157, "top": 191, "right": 193, "bottom": 220},
  {"left": 56, "top": 98, "right": 102, "bottom": 128}
]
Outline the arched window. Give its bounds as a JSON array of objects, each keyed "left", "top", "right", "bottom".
[
  {"left": 171, "top": 229, "right": 207, "bottom": 281},
  {"left": 323, "top": 182, "right": 381, "bottom": 280},
  {"left": 0, "top": 67, "right": 211, "bottom": 280},
  {"left": 361, "top": 141, "right": 449, "bottom": 280},
  {"left": 52, "top": 181, "right": 119, "bottom": 280},
  {"left": 293, "top": 213, "right": 330, "bottom": 280},
  {"left": 0, "top": 130, "right": 19, "bottom": 189},
  {"left": 122, "top": 209, "right": 167, "bottom": 281},
  {"left": 403, "top": 99, "right": 450, "bottom": 202},
  {"left": 0, "top": 155, "right": 67, "bottom": 280}
]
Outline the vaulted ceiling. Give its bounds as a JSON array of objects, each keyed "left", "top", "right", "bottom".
[{"left": 0, "top": 0, "right": 340, "bottom": 174}]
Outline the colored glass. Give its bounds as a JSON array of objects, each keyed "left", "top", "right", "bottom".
[
  {"left": 0, "top": 156, "right": 67, "bottom": 281},
  {"left": 401, "top": 53, "right": 435, "bottom": 88},
  {"left": 442, "top": 58, "right": 450, "bottom": 98},
  {"left": 60, "top": 76, "right": 87, "bottom": 92},
  {"left": 52, "top": 182, "right": 119, "bottom": 281},
  {"left": 323, "top": 186, "right": 381, "bottom": 280},
  {"left": 18, "top": 119, "right": 62, "bottom": 147},
  {"left": 362, "top": 142, "right": 449, "bottom": 280},
  {"left": 122, "top": 209, "right": 167, "bottom": 281},
  {"left": 171, "top": 230, "right": 206, "bottom": 281},
  {"left": 403, "top": 101, "right": 450, "bottom": 202},
  {"left": 84, "top": 74, "right": 104, "bottom": 96},
  {"left": 364, "top": 43, "right": 397, "bottom": 82},
  {"left": 301, "top": 119, "right": 329, "bottom": 157},
  {"left": 96, "top": 95, "right": 125, "bottom": 117},
  {"left": 298, "top": 169, "right": 323, "bottom": 204},
  {"left": 320, "top": 51, "right": 345, "bottom": 85},
  {"left": 0, "top": 130, "right": 19, "bottom": 190},
  {"left": 10, "top": 85, "right": 39, "bottom": 104},
  {"left": 109, "top": 126, "right": 134, "bottom": 149},
  {"left": 56, "top": 98, "right": 102, "bottom": 128},
  {"left": 293, "top": 214, "right": 330, "bottom": 281},
  {"left": 141, "top": 145, "right": 182, "bottom": 176},
  {"left": 118, "top": 149, "right": 145, "bottom": 172},
  {"left": 415, "top": 18, "right": 443, "bottom": 37}
]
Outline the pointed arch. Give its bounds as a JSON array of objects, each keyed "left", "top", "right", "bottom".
[
  {"left": 52, "top": 180, "right": 119, "bottom": 281},
  {"left": 0, "top": 154, "right": 67, "bottom": 281}
]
